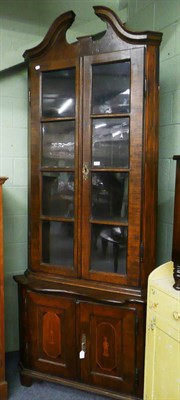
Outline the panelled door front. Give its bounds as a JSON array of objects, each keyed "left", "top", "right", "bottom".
[
  {"left": 26, "top": 291, "right": 77, "bottom": 379},
  {"left": 79, "top": 302, "right": 137, "bottom": 394}
]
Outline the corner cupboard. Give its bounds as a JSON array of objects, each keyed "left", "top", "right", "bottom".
[{"left": 14, "top": 7, "right": 162, "bottom": 399}]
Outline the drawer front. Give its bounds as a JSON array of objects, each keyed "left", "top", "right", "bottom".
[
  {"left": 149, "top": 285, "right": 180, "bottom": 332},
  {"left": 144, "top": 310, "right": 180, "bottom": 400}
]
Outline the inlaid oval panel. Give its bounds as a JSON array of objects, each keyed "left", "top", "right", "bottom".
[
  {"left": 96, "top": 322, "right": 117, "bottom": 372},
  {"left": 42, "top": 311, "right": 61, "bottom": 358}
]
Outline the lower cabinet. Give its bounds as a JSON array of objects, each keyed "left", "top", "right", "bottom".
[{"left": 17, "top": 285, "right": 145, "bottom": 399}]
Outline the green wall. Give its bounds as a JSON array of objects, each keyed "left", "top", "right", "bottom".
[
  {"left": 0, "top": 0, "right": 179, "bottom": 352},
  {"left": 127, "top": 0, "right": 180, "bottom": 265}
]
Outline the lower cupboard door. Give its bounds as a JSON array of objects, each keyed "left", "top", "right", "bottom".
[
  {"left": 27, "top": 291, "right": 77, "bottom": 378},
  {"left": 79, "top": 302, "right": 137, "bottom": 394}
]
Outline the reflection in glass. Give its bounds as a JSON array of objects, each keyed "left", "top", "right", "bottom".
[
  {"left": 42, "top": 172, "right": 74, "bottom": 218},
  {"left": 92, "top": 172, "right": 128, "bottom": 221},
  {"left": 42, "top": 68, "right": 75, "bottom": 117},
  {"left": 42, "top": 121, "right": 75, "bottom": 167},
  {"left": 91, "top": 225, "right": 127, "bottom": 274},
  {"left": 92, "top": 118, "right": 129, "bottom": 168},
  {"left": 42, "top": 221, "right": 74, "bottom": 267},
  {"left": 92, "top": 62, "right": 130, "bottom": 114}
]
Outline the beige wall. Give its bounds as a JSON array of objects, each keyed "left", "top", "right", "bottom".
[{"left": 0, "top": 0, "right": 179, "bottom": 351}]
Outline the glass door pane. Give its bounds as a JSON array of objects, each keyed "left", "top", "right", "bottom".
[
  {"left": 42, "top": 121, "right": 75, "bottom": 168},
  {"left": 92, "top": 118, "right": 129, "bottom": 168},
  {"left": 92, "top": 172, "right": 128, "bottom": 221},
  {"left": 42, "top": 221, "right": 74, "bottom": 267},
  {"left": 92, "top": 62, "right": 130, "bottom": 114},
  {"left": 42, "top": 172, "right": 74, "bottom": 218},
  {"left": 91, "top": 225, "right": 127, "bottom": 274},
  {"left": 42, "top": 68, "right": 75, "bottom": 118}
]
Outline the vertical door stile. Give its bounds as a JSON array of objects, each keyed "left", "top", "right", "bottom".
[
  {"left": 77, "top": 57, "right": 83, "bottom": 277},
  {"left": 31, "top": 66, "right": 42, "bottom": 271},
  {"left": 128, "top": 49, "right": 144, "bottom": 284},
  {"left": 81, "top": 57, "right": 92, "bottom": 275}
]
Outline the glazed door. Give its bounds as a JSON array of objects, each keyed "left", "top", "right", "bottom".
[
  {"left": 30, "top": 48, "right": 144, "bottom": 285},
  {"left": 81, "top": 48, "right": 145, "bottom": 286},
  {"left": 29, "top": 58, "right": 80, "bottom": 277},
  {"left": 26, "top": 291, "right": 77, "bottom": 378},
  {"left": 79, "top": 302, "right": 137, "bottom": 394}
]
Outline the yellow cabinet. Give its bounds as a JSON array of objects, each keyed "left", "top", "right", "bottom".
[{"left": 144, "top": 261, "right": 180, "bottom": 400}]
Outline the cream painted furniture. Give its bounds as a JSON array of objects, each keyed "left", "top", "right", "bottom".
[
  {"left": 0, "top": 177, "right": 8, "bottom": 400},
  {"left": 144, "top": 261, "right": 180, "bottom": 400}
]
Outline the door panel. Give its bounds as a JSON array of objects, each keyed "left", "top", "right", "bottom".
[
  {"left": 79, "top": 302, "right": 137, "bottom": 394},
  {"left": 26, "top": 291, "right": 77, "bottom": 378},
  {"left": 81, "top": 49, "right": 144, "bottom": 286},
  {"left": 30, "top": 59, "right": 80, "bottom": 278}
]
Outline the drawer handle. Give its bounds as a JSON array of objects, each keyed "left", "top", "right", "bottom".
[
  {"left": 150, "top": 317, "right": 156, "bottom": 331},
  {"left": 173, "top": 312, "right": 180, "bottom": 320},
  {"left": 150, "top": 302, "right": 159, "bottom": 309}
]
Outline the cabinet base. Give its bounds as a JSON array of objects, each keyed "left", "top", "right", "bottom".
[
  {"left": 0, "top": 381, "right": 8, "bottom": 400},
  {"left": 19, "top": 363, "right": 141, "bottom": 400}
]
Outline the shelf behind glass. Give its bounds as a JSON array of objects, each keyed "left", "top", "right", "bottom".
[
  {"left": 92, "top": 117, "right": 129, "bottom": 168},
  {"left": 42, "top": 120, "right": 75, "bottom": 168}
]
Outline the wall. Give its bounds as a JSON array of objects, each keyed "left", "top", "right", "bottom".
[
  {"left": 0, "top": 0, "right": 179, "bottom": 352},
  {"left": 126, "top": 0, "right": 180, "bottom": 265}
]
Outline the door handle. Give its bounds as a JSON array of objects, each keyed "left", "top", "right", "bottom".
[
  {"left": 79, "top": 333, "right": 86, "bottom": 359},
  {"left": 173, "top": 311, "right": 180, "bottom": 320}
]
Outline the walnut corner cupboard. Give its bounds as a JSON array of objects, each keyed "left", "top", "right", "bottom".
[{"left": 14, "top": 7, "right": 162, "bottom": 400}]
